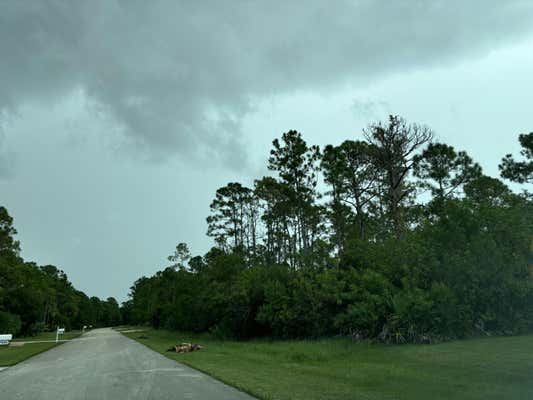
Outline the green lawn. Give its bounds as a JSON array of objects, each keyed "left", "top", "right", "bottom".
[
  {"left": 0, "top": 330, "right": 82, "bottom": 366},
  {"left": 121, "top": 328, "right": 533, "bottom": 400}
]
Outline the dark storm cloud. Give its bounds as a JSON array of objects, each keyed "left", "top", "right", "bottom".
[{"left": 1, "top": 0, "right": 532, "bottom": 164}]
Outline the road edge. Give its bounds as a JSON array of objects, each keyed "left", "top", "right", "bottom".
[
  {"left": 0, "top": 331, "right": 84, "bottom": 368},
  {"left": 118, "top": 330, "right": 264, "bottom": 400}
]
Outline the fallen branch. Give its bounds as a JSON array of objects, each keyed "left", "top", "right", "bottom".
[{"left": 167, "top": 342, "right": 203, "bottom": 353}]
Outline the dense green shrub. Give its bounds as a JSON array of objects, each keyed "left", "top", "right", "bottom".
[
  {"left": 125, "top": 194, "right": 533, "bottom": 342},
  {"left": 0, "top": 311, "right": 21, "bottom": 335}
]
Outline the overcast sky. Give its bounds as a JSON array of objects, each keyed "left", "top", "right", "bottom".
[{"left": 1, "top": 1, "right": 532, "bottom": 301}]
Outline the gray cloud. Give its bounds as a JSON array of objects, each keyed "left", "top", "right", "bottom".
[
  {"left": 352, "top": 98, "right": 390, "bottom": 120},
  {"left": 1, "top": 0, "right": 533, "bottom": 165},
  {"left": 0, "top": 148, "right": 15, "bottom": 179},
  {"left": 0, "top": 114, "right": 15, "bottom": 178}
]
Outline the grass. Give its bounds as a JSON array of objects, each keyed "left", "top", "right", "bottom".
[
  {"left": 121, "top": 327, "right": 533, "bottom": 400},
  {"left": 0, "top": 330, "right": 82, "bottom": 366}
]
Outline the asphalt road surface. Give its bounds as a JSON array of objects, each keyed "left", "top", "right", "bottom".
[{"left": 0, "top": 328, "right": 255, "bottom": 400}]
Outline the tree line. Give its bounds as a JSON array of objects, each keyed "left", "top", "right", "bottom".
[
  {"left": 0, "top": 208, "right": 120, "bottom": 336},
  {"left": 124, "top": 116, "right": 531, "bottom": 342}
]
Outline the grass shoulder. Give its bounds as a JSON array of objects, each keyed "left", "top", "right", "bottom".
[
  {"left": 121, "top": 327, "right": 533, "bottom": 400},
  {"left": 0, "top": 330, "right": 83, "bottom": 367}
]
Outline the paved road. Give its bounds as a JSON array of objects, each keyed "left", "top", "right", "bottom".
[{"left": 0, "top": 328, "right": 255, "bottom": 400}]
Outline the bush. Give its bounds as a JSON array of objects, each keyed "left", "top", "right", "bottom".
[
  {"left": 26, "top": 321, "right": 46, "bottom": 336},
  {"left": 127, "top": 196, "right": 533, "bottom": 343},
  {"left": 0, "top": 311, "right": 22, "bottom": 335}
]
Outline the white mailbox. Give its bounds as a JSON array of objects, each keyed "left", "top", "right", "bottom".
[
  {"left": 55, "top": 328, "right": 65, "bottom": 343},
  {"left": 0, "top": 334, "right": 13, "bottom": 346}
]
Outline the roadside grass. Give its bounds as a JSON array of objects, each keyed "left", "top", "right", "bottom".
[
  {"left": 0, "top": 330, "right": 82, "bottom": 366},
  {"left": 122, "top": 328, "right": 533, "bottom": 400}
]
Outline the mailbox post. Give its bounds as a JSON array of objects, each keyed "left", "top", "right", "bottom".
[{"left": 55, "top": 327, "right": 65, "bottom": 343}]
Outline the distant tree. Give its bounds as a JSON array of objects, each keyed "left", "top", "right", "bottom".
[
  {"left": 102, "top": 297, "right": 121, "bottom": 326},
  {"left": 167, "top": 242, "right": 191, "bottom": 270},
  {"left": 206, "top": 182, "right": 258, "bottom": 254},
  {"left": 464, "top": 175, "right": 512, "bottom": 207},
  {"left": 254, "top": 176, "right": 294, "bottom": 265},
  {"left": 0, "top": 206, "right": 20, "bottom": 258},
  {"left": 500, "top": 132, "right": 533, "bottom": 184},
  {"left": 268, "top": 131, "right": 322, "bottom": 255},
  {"left": 414, "top": 143, "right": 482, "bottom": 200},
  {"left": 119, "top": 300, "right": 133, "bottom": 325},
  {"left": 322, "top": 140, "right": 380, "bottom": 245},
  {"left": 184, "top": 256, "right": 203, "bottom": 274},
  {"left": 365, "top": 115, "right": 433, "bottom": 236}
]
